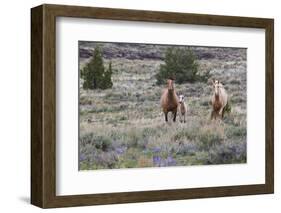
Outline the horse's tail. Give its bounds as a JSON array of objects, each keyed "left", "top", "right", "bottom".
[{"left": 224, "top": 100, "right": 231, "bottom": 113}]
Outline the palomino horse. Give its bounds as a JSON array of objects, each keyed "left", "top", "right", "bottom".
[
  {"left": 211, "top": 80, "right": 228, "bottom": 120},
  {"left": 160, "top": 79, "right": 179, "bottom": 122}
]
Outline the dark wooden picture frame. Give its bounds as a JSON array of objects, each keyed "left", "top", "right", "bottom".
[{"left": 31, "top": 4, "right": 274, "bottom": 208}]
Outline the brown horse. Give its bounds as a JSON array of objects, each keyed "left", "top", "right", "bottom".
[
  {"left": 211, "top": 80, "right": 228, "bottom": 120},
  {"left": 160, "top": 79, "right": 179, "bottom": 122}
]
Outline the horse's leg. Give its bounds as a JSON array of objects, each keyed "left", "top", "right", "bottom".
[
  {"left": 222, "top": 107, "right": 225, "bottom": 119},
  {"left": 219, "top": 108, "right": 224, "bottom": 119},
  {"left": 173, "top": 110, "right": 177, "bottom": 122},
  {"left": 184, "top": 113, "right": 186, "bottom": 123},
  {"left": 179, "top": 112, "right": 182, "bottom": 123},
  {"left": 211, "top": 110, "right": 214, "bottom": 120},
  {"left": 222, "top": 104, "right": 228, "bottom": 119},
  {"left": 165, "top": 112, "right": 168, "bottom": 122}
]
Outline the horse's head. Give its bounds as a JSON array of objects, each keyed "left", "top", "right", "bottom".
[
  {"left": 179, "top": 95, "right": 185, "bottom": 104},
  {"left": 213, "top": 79, "right": 221, "bottom": 96},
  {"left": 167, "top": 79, "right": 174, "bottom": 91}
]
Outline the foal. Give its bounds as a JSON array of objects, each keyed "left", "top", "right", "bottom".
[{"left": 178, "top": 95, "right": 187, "bottom": 123}]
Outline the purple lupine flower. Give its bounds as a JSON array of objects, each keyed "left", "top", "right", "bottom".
[
  {"left": 116, "top": 147, "right": 126, "bottom": 155},
  {"left": 167, "top": 156, "right": 177, "bottom": 166},
  {"left": 153, "top": 156, "right": 162, "bottom": 166},
  {"left": 152, "top": 147, "right": 161, "bottom": 153},
  {"left": 79, "top": 154, "right": 86, "bottom": 161}
]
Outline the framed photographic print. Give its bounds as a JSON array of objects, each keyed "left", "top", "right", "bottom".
[{"left": 31, "top": 4, "right": 274, "bottom": 208}]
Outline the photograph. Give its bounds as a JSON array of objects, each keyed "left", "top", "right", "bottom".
[{"left": 78, "top": 41, "right": 247, "bottom": 170}]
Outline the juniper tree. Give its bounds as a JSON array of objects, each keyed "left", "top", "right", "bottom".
[
  {"left": 100, "top": 61, "right": 113, "bottom": 89},
  {"left": 82, "top": 46, "right": 113, "bottom": 90},
  {"left": 156, "top": 47, "right": 201, "bottom": 85}
]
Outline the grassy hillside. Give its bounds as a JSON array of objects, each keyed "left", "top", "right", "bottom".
[{"left": 79, "top": 42, "right": 247, "bottom": 170}]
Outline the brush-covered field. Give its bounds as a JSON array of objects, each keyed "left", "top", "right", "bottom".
[{"left": 79, "top": 42, "right": 247, "bottom": 170}]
